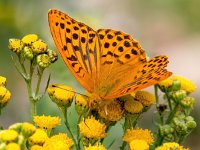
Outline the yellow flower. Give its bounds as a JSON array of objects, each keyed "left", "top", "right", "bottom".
[
  {"left": 130, "top": 140, "right": 149, "bottom": 150},
  {"left": 43, "top": 133, "right": 73, "bottom": 150},
  {"left": 75, "top": 94, "right": 88, "bottom": 108},
  {"left": 97, "top": 101, "right": 123, "bottom": 122},
  {"left": 84, "top": 143, "right": 107, "bottom": 150},
  {"left": 156, "top": 142, "right": 189, "bottom": 150},
  {"left": 0, "top": 130, "right": 18, "bottom": 142},
  {"left": 21, "top": 122, "right": 36, "bottom": 137},
  {"left": 28, "top": 129, "right": 48, "bottom": 146},
  {"left": 32, "top": 40, "right": 48, "bottom": 54},
  {"left": 124, "top": 98, "right": 143, "bottom": 114},
  {"left": 0, "top": 76, "right": 6, "bottom": 86},
  {"left": 0, "top": 86, "right": 11, "bottom": 105},
  {"left": 22, "top": 34, "right": 38, "bottom": 45},
  {"left": 135, "top": 91, "right": 155, "bottom": 107},
  {"left": 79, "top": 116, "right": 106, "bottom": 139},
  {"left": 48, "top": 84, "right": 75, "bottom": 106},
  {"left": 6, "top": 143, "right": 21, "bottom": 150},
  {"left": 36, "top": 54, "right": 51, "bottom": 68},
  {"left": 47, "top": 49, "right": 58, "bottom": 63},
  {"left": 8, "top": 39, "right": 23, "bottom": 53},
  {"left": 30, "top": 145, "right": 44, "bottom": 150},
  {"left": 123, "top": 129, "right": 154, "bottom": 145},
  {"left": 33, "top": 115, "right": 61, "bottom": 130},
  {"left": 172, "top": 76, "right": 196, "bottom": 93},
  {"left": 158, "top": 78, "right": 173, "bottom": 89}
]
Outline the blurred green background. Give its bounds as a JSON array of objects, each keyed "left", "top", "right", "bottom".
[{"left": 0, "top": 0, "right": 199, "bottom": 149}]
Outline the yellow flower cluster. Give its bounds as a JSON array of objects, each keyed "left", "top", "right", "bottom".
[
  {"left": 84, "top": 143, "right": 107, "bottom": 150},
  {"left": 158, "top": 75, "right": 196, "bottom": 93},
  {"left": 156, "top": 142, "right": 189, "bottom": 150},
  {"left": 8, "top": 34, "right": 58, "bottom": 68},
  {"left": 130, "top": 140, "right": 149, "bottom": 150},
  {"left": 0, "top": 76, "right": 11, "bottom": 110}
]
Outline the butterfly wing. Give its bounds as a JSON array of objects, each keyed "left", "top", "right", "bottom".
[{"left": 48, "top": 9, "right": 101, "bottom": 93}]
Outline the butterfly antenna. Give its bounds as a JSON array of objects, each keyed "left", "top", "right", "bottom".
[{"left": 51, "top": 84, "right": 89, "bottom": 98}]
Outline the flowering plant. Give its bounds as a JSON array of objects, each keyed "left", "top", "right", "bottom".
[{"left": 0, "top": 34, "right": 196, "bottom": 150}]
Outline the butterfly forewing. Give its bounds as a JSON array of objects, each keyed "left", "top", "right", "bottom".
[{"left": 48, "top": 9, "right": 101, "bottom": 93}]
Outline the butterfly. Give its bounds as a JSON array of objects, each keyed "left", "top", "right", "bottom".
[{"left": 48, "top": 9, "right": 172, "bottom": 104}]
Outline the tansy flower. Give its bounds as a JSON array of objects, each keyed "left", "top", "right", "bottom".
[
  {"left": 129, "top": 140, "right": 149, "bottom": 150},
  {"left": 32, "top": 40, "right": 48, "bottom": 54},
  {"left": 158, "top": 78, "right": 173, "bottom": 90},
  {"left": 33, "top": 115, "right": 61, "bottom": 130},
  {"left": 155, "top": 142, "right": 189, "bottom": 150},
  {"left": 79, "top": 116, "right": 106, "bottom": 139},
  {"left": 124, "top": 99, "right": 143, "bottom": 114},
  {"left": 23, "top": 46, "right": 34, "bottom": 60},
  {"left": 172, "top": 76, "right": 196, "bottom": 93},
  {"left": 84, "top": 143, "right": 107, "bottom": 150},
  {"left": 43, "top": 133, "right": 73, "bottom": 150},
  {"left": 135, "top": 91, "right": 155, "bottom": 107},
  {"left": 47, "top": 49, "right": 58, "bottom": 63},
  {"left": 97, "top": 101, "right": 123, "bottom": 122},
  {"left": 28, "top": 129, "right": 48, "bottom": 146},
  {"left": 123, "top": 129, "right": 154, "bottom": 145},
  {"left": 36, "top": 54, "right": 51, "bottom": 68},
  {"left": 0, "top": 76, "right": 6, "bottom": 86},
  {"left": 21, "top": 122, "right": 36, "bottom": 137},
  {"left": 6, "top": 143, "right": 21, "bottom": 150},
  {"left": 0, "top": 130, "right": 18, "bottom": 142},
  {"left": 0, "top": 86, "right": 11, "bottom": 105},
  {"left": 48, "top": 84, "right": 75, "bottom": 106},
  {"left": 8, "top": 39, "right": 23, "bottom": 53},
  {"left": 30, "top": 145, "right": 44, "bottom": 150},
  {"left": 22, "top": 34, "right": 38, "bottom": 45}
]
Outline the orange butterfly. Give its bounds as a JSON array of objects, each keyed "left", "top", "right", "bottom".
[{"left": 48, "top": 9, "right": 172, "bottom": 104}]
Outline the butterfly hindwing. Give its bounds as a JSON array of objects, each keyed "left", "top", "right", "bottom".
[{"left": 48, "top": 9, "right": 101, "bottom": 92}]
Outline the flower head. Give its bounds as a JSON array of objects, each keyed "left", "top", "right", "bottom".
[
  {"left": 172, "top": 76, "right": 196, "bottom": 93},
  {"left": 158, "top": 78, "right": 173, "bottom": 90},
  {"left": 124, "top": 98, "right": 143, "bottom": 114},
  {"left": 43, "top": 133, "right": 73, "bottom": 150},
  {"left": 135, "top": 91, "right": 155, "bottom": 107},
  {"left": 79, "top": 116, "right": 106, "bottom": 139},
  {"left": 129, "top": 140, "right": 149, "bottom": 150},
  {"left": 155, "top": 142, "right": 189, "bottom": 150},
  {"left": 21, "top": 122, "right": 36, "bottom": 137},
  {"left": 23, "top": 46, "right": 34, "bottom": 60},
  {"left": 75, "top": 94, "right": 89, "bottom": 114},
  {"left": 0, "top": 129, "right": 18, "bottom": 142},
  {"left": 48, "top": 84, "right": 75, "bottom": 106},
  {"left": 0, "top": 76, "right": 7, "bottom": 86},
  {"left": 47, "top": 49, "right": 58, "bottom": 63},
  {"left": 97, "top": 101, "right": 123, "bottom": 122},
  {"left": 32, "top": 40, "right": 48, "bottom": 54},
  {"left": 0, "top": 86, "right": 11, "bottom": 105},
  {"left": 123, "top": 128, "right": 154, "bottom": 145},
  {"left": 36, "top": 54, "right": 51, "bottom": 68},
  {"left": 22, "top": 34, "right": 38, "bottom": 45},
  {"left": 33, "top": 115, "right": 61, "bottom": 130},
  {"left": 28, "top": 129, "right": 48, "bottom": 146},
  {"left": 84, "top": 143, "right": 107, "bottom": 150},
  {"left": 6, "top": 143, "right": 21, "bottom": 150},
  {"left": 8, "top": 39, "right": 23, "bottom": 53}
]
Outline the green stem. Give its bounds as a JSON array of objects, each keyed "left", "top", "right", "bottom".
[
  {"left": 154, "top": 85, "right": 159, "bottom": 103},
  {"left": 120, "top": 141, "right": 127, "bottom": 150},
  {"left": 62, "top": 107, "right": 79, "bottom": 150},
  {"left": 166, "top": 104, "right": 178, "bottom": 124},
  {"left": 35, "top": 68, "right": 44, "bottom": 96},
  {"left": 166, "top": 92, "right": 172, "bottom": 111}
]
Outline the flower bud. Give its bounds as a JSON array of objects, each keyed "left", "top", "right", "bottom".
[
  {"left": 22, "top": 46, "right": 34, "bottom": 60},
  {"left": 160, "top": 125, "right": 174, "bottom": 136},
  {"left": 0, "top": 86, "right": 11, "bottom": 106},
  {"left": 32, "top": 40, "right": 48, "bottom": 54},
  {"left": 75, "top": 94, "right": 89, "bottom": 115},
  {"left": 180, "top": 97, "right": 195, "bottom": 109},
  {"left": 0, "top": 76, "right": 7, "bottom": 86},
  {"left": 172, "top": 90, "right": 187, "bottom": 103},
  {"left": 135, "top": 91, "right": 155, "bottom": 107},
  {"left": 158, "top": 78, "right": 173, "bottom": 92},
  {"left": 22, "top": 34, "right": 38, "bottom": 46},
  {"left": 124, "top": 99, "right": 143, "bottom": 114},
  {"left": 21, "top": 122, "right": 36, "bottom": 138},
  {"left": 47, "top": 49, "right": 58, "bottom": 63},
  {"left": 8, "top": 39, "right": 23, "bottom": 54},
  {"left": 36, "top": 54, "right": 51, "bottom": 68},
  {"left": 8, "top": 123, "right": 22, "bottom": 133}
]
